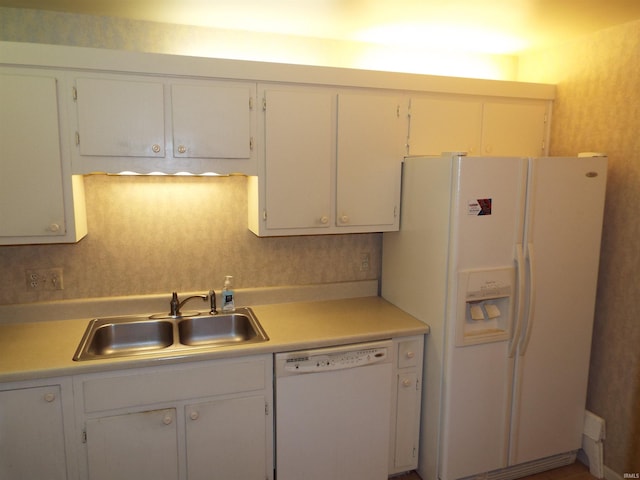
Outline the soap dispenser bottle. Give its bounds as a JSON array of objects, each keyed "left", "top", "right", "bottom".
[{"left": 221, "top": 275, "right": 235, "bottom": 312}]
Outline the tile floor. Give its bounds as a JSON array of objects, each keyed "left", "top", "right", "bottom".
[{"left": 391, "top": 461, "right": 597, "bottom": 480}]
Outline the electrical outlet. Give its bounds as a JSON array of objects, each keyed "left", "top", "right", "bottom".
[
  {"left": 25, "top": 268, "right": 64, "bottom": 291},
  {"left": 360, "top": 253, "right": 370, "bottom": 272}
]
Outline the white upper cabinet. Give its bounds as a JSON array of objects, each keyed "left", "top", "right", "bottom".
[
  {"left": 408, "top": 96, "right": 483, "bottom": 155},
  {"left": 71, "top": 74, "right": 257, "bottom": 175},
  {"left": 260, "top": 87, "right": 334, "bottom": 231},
  {"left": 76, "top": 77, "right": 165, "bottom": 158},
  {"left": 336, "top": 92, "right": 405, "bottom": 230},
  {"left": 171, "top": 83, "right": 252, "bottom": 159},
  {"left": 481, "top": 100, "right": 549, "bottom": 156},
  {"left": 0, "top": 69, "right": 87, "bottom": 245},
  {"left": 408, "top": 95, "right": 549, "bottom": 157},
  {"left": 249, "top": 85, "right": 406, "bottom": 236}
]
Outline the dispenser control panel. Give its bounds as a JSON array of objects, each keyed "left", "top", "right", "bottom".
[{"left": 456, "top": 267, "right": 515, "bottom": 347}]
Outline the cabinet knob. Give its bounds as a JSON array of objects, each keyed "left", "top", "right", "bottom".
[
  {"left": 339, "top": 215, "right": 349, "bottom": 224},
  {"left": 190, "top": 411, "right": 199, "bottom": 421},
  {"left": 320, "top": 215, "right": 329, "bottom": 225},
  {"left": 402, "top": 378, "right": 412, "bottom": 388},
  {"left": 48, "top": 223, "right": 61, "bottom": 233},
  {"left": 44, "top": 392, "right": 56, "bottom": 403},
  {"left": 405, "top": 351, "right": 415, "bottom": 359},
  {"left": 152, "top": 144, "right": 162, "bottom": 153},
  {"left": 163, "top": 415, "right": 173, "bottom": 425},
  {"left": 177, "top": 145, "right": 187, "bottom": 154}
]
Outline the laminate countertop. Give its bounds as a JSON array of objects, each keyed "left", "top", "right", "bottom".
[{"left": 0, "top": 295, "right": 429, "bottom": 383}]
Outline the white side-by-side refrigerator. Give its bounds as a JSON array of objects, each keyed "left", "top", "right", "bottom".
[{"left": 382, "top": 153, "right": 607, "bottom": 480}]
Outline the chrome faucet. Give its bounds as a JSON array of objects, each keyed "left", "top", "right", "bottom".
[{"left": 169, "top": 292, "right": 208, "bottom": 318}]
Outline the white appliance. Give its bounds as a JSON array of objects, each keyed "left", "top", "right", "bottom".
[
  {"left": 275, "top": 341, "right": 392, "bottom": 480},
  {"left": 381, "top": 153, "right": 607, "bottom": 480}
]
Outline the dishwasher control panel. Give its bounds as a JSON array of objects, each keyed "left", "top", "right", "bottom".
[{"left": 282, "top": 346, "right": 389, "bottom": 373}]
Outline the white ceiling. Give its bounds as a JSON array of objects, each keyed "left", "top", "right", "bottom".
[{"left": 3, "top": 0, "right": 640, "bottom": 54}]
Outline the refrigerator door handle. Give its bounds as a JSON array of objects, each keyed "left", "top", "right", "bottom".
[
  {"left": 518, "top": 242, "right": 537, "bottom": 356},
  {"left": 509, "top": 243, "right": 526, "bottom": 358}
]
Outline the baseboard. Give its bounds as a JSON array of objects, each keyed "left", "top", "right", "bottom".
[
  {"left": 461, "top": 452, "right": 577, "bottom": 480},
  {"left": 604, "top": 466, "right": 623, "bottom": 480}
]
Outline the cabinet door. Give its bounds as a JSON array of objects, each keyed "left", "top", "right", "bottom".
[
  {"left": 394, "top": 372, "right": 420, "bottom": 469},
  {"left": 75, "top": 76, "right": 165, "bottom": 157},
  {"left": 409, "top": 96, "right": 483, "bottom": 155},
  {"left": 481, "top": 101, "right": 548, "bottom": 156},
  {"left": 171, "top": 82, "right": 252, "bottom": 159},
  {"left": 186, "top": 395, "right": 268, "bottom": 480},
  {"left": 336, "top": 93, "right": 405, "bottom": 230},
  {"left": 0, "top": 386, "right": 67, "bottom": 480},
  {"left": 86, "top": 408, "right": 178, "bottom": 480},
  {"left": 263, "top": 88, "right": 334, "bottom": 230},
  {"left": 0, "top": 73, "right": 67, "bottom": 238}
]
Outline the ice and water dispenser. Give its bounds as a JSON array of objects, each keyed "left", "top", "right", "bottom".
[{"left": 455, "top": 267, "right": 515, "bottom": 346}]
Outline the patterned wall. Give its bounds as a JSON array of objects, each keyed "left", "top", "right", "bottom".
[
  {"left": 0, "top": 174, "right": 381, "bottom": 304},
  {"left": 519, "top": 19, "right": 640, "bottom": 475}
]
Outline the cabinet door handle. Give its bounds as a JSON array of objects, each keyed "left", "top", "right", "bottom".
[
  {"left": 339, "top": 215, "right": 349, "bottom": 224},
  {"left": 405, "top": 351, "right": 415, "bottom": 359},
  {"left": 320, "top": 215, "right": 329, "bottom": 225},
  {"left": 44, "top": 392, "right": 56, "bottom": 403},
  {"left": 177, "top": 145, "right": 187, "bottom": 154},
  {"left": 190, "top": 411, "right": 199, "bottom": 421},
  {"left": 152, "top": 144, "right": 162, "bottom": 153},
  {"left": 163, "top": 414, "right": 173, "bottom": 425},
  {"left": 402, "top": 378, "right": 412, "bottom": 388}
]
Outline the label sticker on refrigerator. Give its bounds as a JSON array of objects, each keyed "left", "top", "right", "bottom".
[{"left": 467, "top": 198, "right": 492, "bottom": 216}]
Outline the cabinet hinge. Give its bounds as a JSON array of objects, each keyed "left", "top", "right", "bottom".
[
  {"left": 262, "top": 209, "right": 267, "bottom": 221},
  {"left": 394, "top": 205, "right": 398, "bottom": 218},
  {"left": 82, "top": 429, "right": 87, "bottom": 444},
  {"left": 262, "top": 97, "right": 267, "bottom": 111},
  {"left": 249, "top": 96, "right": 254, "bottom": 110},
  {"left": 396, "top": 105, "right": 400, "bottom": 118},
  {"left": 72, "top": 86, "right": 77, "bottom": 101},
  {"left": 75, "top": 131, "right": 80, "bottom": 146},
  {"left": 412, "top": 447, "right": 416, "bottom": 458},
  {"left": 250, "top": 136, "right": 254, "bottom": 151}
]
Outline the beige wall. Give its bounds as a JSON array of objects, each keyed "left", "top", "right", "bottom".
[{"left": 519, "top": 19, "right": 640, "bottom": 475}]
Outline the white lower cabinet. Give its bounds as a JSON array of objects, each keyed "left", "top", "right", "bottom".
[
  {"left": 0, "top": 380, "right": 76, "bottom": 480},
  {"left": 389, "top": 336, "right": 425, "bottom": 475},
  {"left": 86, "top": 408, "right": 179, "bottom": 480},
  {"left": 74, "top": 355, "right": 273, "bottom": 480},
  {"left": 185, "top": 395, "right": 267, "bottom": 480}
]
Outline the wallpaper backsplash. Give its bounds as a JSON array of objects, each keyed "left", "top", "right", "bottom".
[
  {"left": 519, "top": 19, "right": 640, "bottom": 475},
  {"left": 0, "top": 175, "right": 380, "bottom": 305}
]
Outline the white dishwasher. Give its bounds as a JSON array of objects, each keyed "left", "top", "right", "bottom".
[{"left": 275, "top": 340, "right": 393, "bottom": 480}]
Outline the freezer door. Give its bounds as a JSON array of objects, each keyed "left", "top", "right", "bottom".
[
  {"left": 440, "top": 156, "right": 527, "bottom": 480},
  {"left": 509, "top": 156, "right": 607, "bottom": 465}
]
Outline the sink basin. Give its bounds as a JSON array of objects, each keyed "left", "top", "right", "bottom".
[
  {"left": 73, "top": 307, "right": 268, "bottom": 361},
  {"left": 178, "top": 310, "right": 268, "bottom": 346}
]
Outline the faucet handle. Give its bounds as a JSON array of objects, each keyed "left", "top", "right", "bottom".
[{"left": 209, "top": 289, "right": 218, "bottom": 315}]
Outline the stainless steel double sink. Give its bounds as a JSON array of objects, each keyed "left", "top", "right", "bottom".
[{"left": 73, "top": 307, "right": 268, "bottom": 361}]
